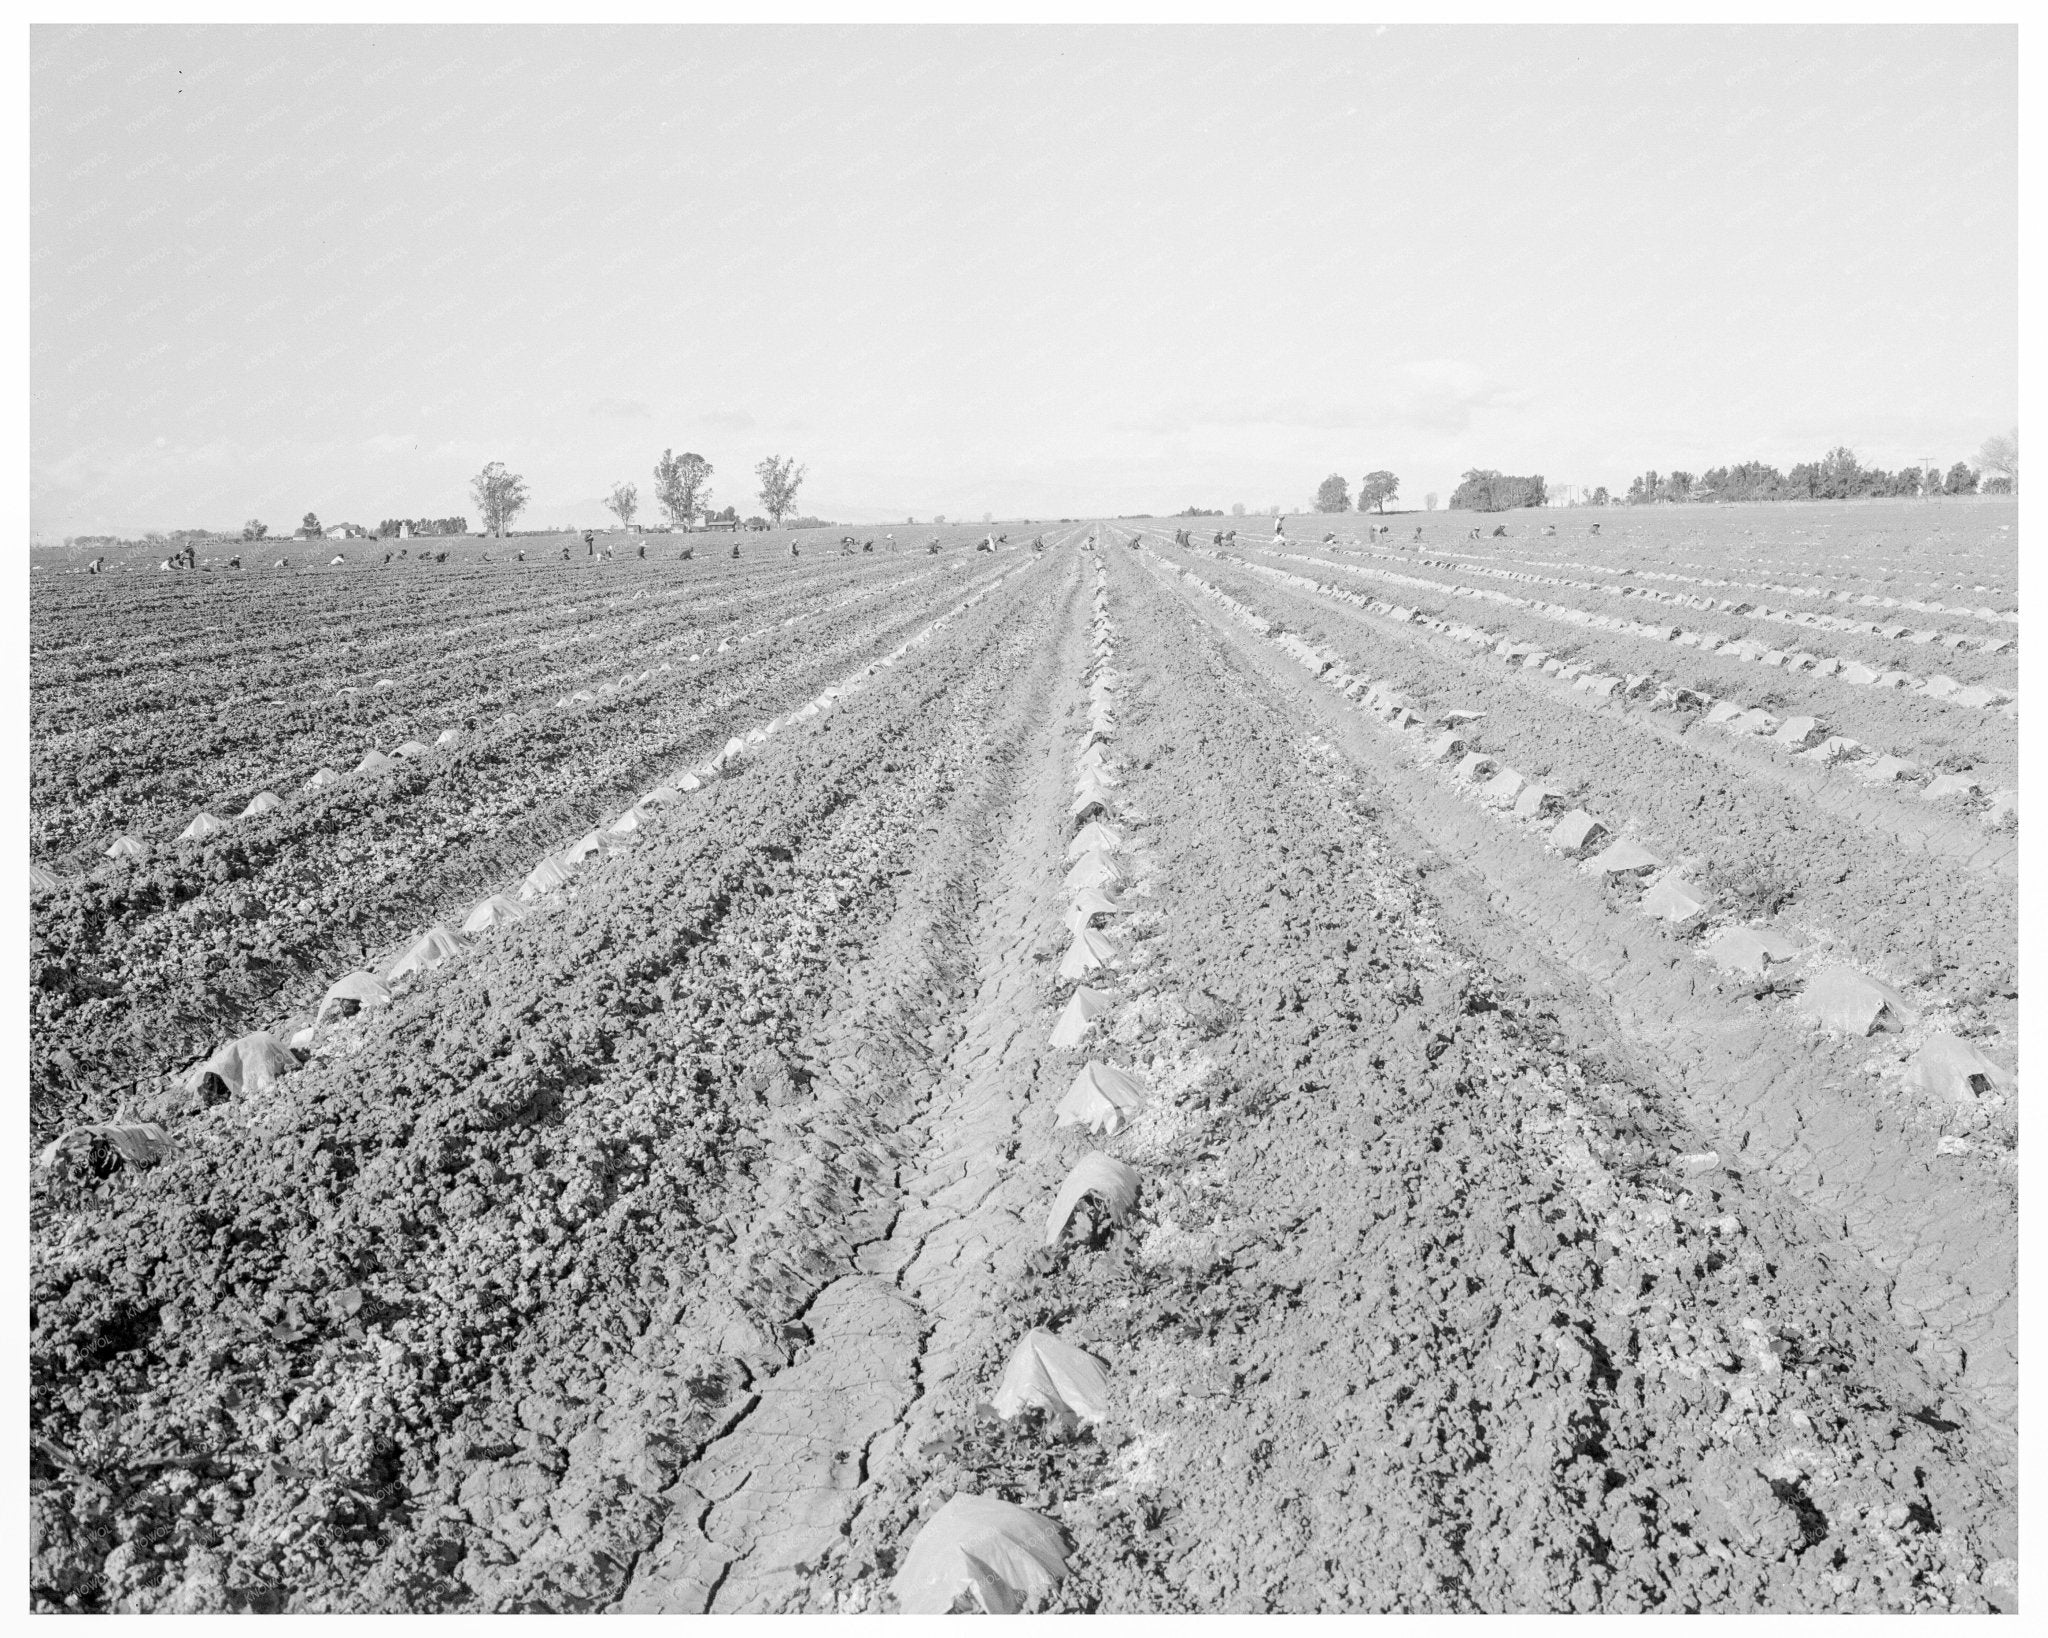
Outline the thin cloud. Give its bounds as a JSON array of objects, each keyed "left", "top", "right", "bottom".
[{"left": 588, "top": 398, "right": 652, "bottom": 419}]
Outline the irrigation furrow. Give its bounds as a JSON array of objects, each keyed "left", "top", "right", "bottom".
[
  {"left": 1124, "top": 533, "right": 2017, "bottom": 1441},
  {"left": 28, "top": 542, "right": 1073, "bottom": 1613},
  {"left": 29, "top": 554, "right": 1025, "bottom": 1141},
  {"left": 618, "top": 550, "right": 1085, "bottom": 1612}
]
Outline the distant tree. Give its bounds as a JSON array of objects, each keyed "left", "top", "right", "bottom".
[
  {"left": 242, "top": 519, "right": 268, "bottom": 541},
  {"left": 653, "top": 450, "right": 712, "bottom": 529},
  {"left": 756, "top": 454, "right": 806, "bottom": 523},
  {"left": 1944, "top": 462, "right": 1978, "bottom": 495},
  {"left": 1590, "top": 487, "right": 1609, "bottom": 506},
  {"left": 1357, "top": 471, "right": 1399, "bottom": 513},
  {"left": 1710, "top": 461, "right": 1783, "bottom": 502},
  {"left": 1449, "top": 470, "right": 1546, "bottom": 511},
  {"left": 1313, "top": 473, "right": 1351, "bottom": 513},
  {"left": 1820, "top": 445, "right": 1862, "bottom": 499},
  {"left": 606, "top": 481, "right": 639, "bottom": 530},
  {"left": 935, "top": 513, "right": 946, "bottom": 524},
  {"left": 1424, "top": 492, "right": 1438, "bottom": 511},
  {"left": 1775, "top": 445, "right": 1862, "bottom": 500},
  {"left": 1978, "top": 429, "right": 2017, "bottom": 493},
  {"left": 470, "top": 462, "right": 530, "bottom": 537},
  {"left": 1661, "top": 471, "right": 1695, "bottom": 504},
  {"left": 300, "top": 512, "right": 322, "bottom": 538},
  {"left": 1230, "top": 502, "right": 1246, "bottom": 517}
]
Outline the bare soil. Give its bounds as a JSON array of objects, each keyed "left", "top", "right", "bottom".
[{"left": 29, "top": 517, "right": 2017, "bottom": 1613}]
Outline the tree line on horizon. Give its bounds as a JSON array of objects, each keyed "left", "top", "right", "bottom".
[
  {"left": 57, "top": 430, "right": 2019, "bottom": 546},
  {"left": 1298, "top": 429, "right": 2016, "bottom": 516},
  {"left": 1620, "top": 433, "right": 2016, "bottom": 505},
  {"left": 61, "top": 449, "right": 818, "bottom": 548},
  {"left": 599, "top": 451, "right": 807, "bottom": 537}
]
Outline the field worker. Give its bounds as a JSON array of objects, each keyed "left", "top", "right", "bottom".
[
  {"left": 638, "top": 543, "right": 646, "bottom": 559},
  {"left": 585, "top": 531, "right": 595, "bottom": 556},
  {"left": 561, "top": 545, "right": 570, "bottom": 560},
  {"left": 731, "top": 543, "right": 741, "bottom": 559},
  {"left": 517, "top": 549, "right": 526, "bottom": 561},
  {"left": 383, "top": 551, "right": 393, "bottom": 566},
  {"left": 1590, "top": 523, "right": 1602, "bottom": 536}
]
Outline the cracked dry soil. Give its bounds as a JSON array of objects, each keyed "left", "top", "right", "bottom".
[{"left": 30, "top": 536, "right": 2016, "bottom": 1613}]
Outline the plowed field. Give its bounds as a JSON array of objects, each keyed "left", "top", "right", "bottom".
[{"left": 29, "top": 508, "right": 2018, "bottom": 1613}]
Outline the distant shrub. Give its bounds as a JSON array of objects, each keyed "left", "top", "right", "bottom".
[{"left": 1449, "top": 470, "right": 1547, "bottom": 511}]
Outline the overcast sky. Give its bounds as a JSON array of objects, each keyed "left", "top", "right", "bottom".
[{"left": 31, "top": 24, "right": 2015, "bottom": 535}]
